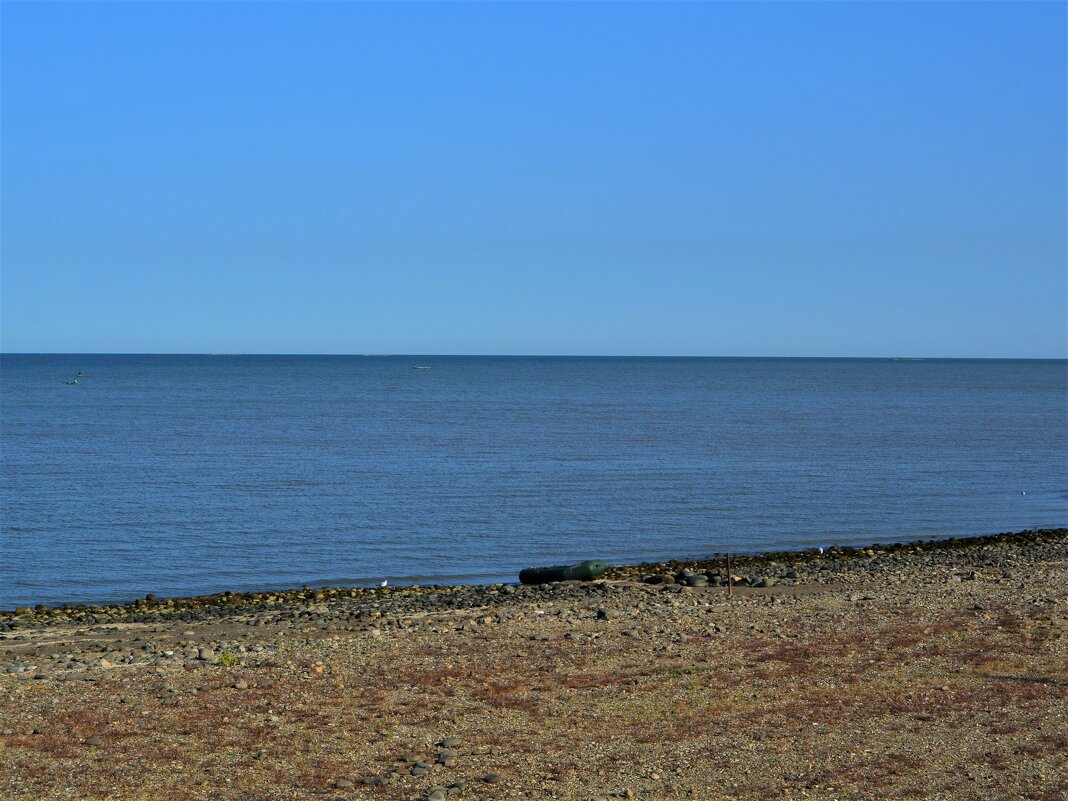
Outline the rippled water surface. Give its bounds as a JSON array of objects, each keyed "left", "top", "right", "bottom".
[{"left": 2, "top": 355, "right": 1065, "bottom": 608}]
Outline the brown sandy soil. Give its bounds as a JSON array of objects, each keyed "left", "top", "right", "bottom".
[{"left": 2, "top": 533, "right": 1067, "bottom": 801}]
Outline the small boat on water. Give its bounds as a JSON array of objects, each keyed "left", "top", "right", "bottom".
[{"left": 411, "top": 365, "right": 432, "bottom": 370}]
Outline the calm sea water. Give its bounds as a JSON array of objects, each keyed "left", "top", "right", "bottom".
[{"left": 1, "top": 355, "right": 1065, "bottom": 609}]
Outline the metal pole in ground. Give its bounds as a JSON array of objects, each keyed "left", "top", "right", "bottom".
[{"left": 727, "top": 552, "right": 733, "bottom": 597}]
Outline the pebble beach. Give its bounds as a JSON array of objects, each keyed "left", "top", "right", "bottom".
[{"left": 2, "top": 528, "right": 1066, "bottom": 800}]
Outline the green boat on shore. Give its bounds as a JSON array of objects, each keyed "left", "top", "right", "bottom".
[{"left": 519, "top": 559, "right": 608, "bottom": 585}]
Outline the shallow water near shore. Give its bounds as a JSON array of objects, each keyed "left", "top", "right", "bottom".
[{"left": 2, "top": 355, "right": 1066, "bottom": 609}]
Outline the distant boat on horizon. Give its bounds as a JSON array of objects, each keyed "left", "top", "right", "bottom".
[{"left": 411, "top": 365, "right": 432, "bottom": 370}]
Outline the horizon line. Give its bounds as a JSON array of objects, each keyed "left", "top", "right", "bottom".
[{"left": 2, "top": 352, "right": 1066, "bottom": 361}]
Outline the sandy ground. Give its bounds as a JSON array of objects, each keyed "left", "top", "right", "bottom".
[{"left": 2, "top": 531, "right": 1066, "bottom": 801}]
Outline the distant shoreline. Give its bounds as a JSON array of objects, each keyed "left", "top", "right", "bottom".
[{"left": 3, "top": 352, "right": 1067, "bottom": 360}]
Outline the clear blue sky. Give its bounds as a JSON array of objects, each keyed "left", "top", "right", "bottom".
[{"left": 2, "top": 2, "right": 1065, "bottom": 357}]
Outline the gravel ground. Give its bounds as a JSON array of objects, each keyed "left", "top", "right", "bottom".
[{"left": 1, "top": 529, "right": 1066, "bottom": 801}]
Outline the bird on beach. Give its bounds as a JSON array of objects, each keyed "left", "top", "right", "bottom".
[
  {"left": 817, "top": 547, "right": 824, "bottom": 555},
  {"left": 379, "top": 580, "right": 388, "bottom": 588}
]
